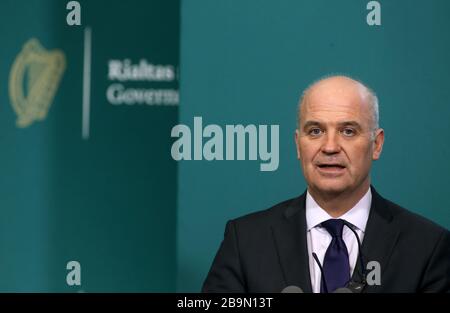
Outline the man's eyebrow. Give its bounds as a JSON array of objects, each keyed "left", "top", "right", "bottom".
[
  {"left": 302, "top": 120, "right": 363, "bottom": 130},
  {"left": 338, "top": 121, "right": 362, "bottom": 129},
  {"left": 302, "top": 121, "right": 323, "bottom": 129}
]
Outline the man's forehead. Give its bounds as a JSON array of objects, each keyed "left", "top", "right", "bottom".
[
  {"left": 303, "top": 98, "right": 365, "bottom": 115},
  {"left": 301, "top": 79, "right": 370, "bottom": 118},
  {"left": 300, "top": 103, "right": 371, "bottom": 128}
]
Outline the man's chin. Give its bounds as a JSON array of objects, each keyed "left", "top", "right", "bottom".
[{"left": 310, "top": 182, "right": 349, "bottom": 196}]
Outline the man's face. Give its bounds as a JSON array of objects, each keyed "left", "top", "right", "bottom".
[{"left": 295, "top": 77, "right": 384, "bottom": 196}]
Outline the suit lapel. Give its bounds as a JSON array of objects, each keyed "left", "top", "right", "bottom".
[
  {"left": 271, "top": 193, "right": 313, "bottom": 293},
  {"left": 352, "top": 186, "right": 400, "bottom": 292}
]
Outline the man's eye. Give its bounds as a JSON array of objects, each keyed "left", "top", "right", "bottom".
[
  {"left": 342, "top": 128, "right": 356, "bottom": 136},
  {"left": 308, "top": 128, "right": 322, "bottom": 136}
]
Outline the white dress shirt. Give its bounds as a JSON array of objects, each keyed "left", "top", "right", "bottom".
[{"left": 306, "top": 188, "right": 371, "bottom": 293}]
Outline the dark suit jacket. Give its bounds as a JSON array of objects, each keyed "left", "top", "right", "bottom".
[{"left": 202, "top": 186, "right": 450, "bottom": 293}]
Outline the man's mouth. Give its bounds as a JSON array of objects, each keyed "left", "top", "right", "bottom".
[
  {"left": 317, "top": 163, "right": 346, "bottom": 169},
  {"left": 316, "top": 163, "right": 346, "bottom": 174}
]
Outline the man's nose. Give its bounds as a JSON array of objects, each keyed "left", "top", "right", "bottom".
[{"left": 321, "top": 132, "right": 341, "bottom": 154}]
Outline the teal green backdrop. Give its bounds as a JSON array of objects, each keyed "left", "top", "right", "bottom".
[
  {"left": 177, "top": 0, "right": 450, "bottom": 292},
  {"left": 0, "top": 0, "right": 179, "bottom": 291}
]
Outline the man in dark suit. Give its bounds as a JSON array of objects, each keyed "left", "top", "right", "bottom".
[{"left": 202, "top": 75, "right": 450, "bottom": 293}]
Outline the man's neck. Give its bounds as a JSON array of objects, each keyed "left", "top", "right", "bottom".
[{"left": 308, "top": 181, "right": 371, "bottom": 218}]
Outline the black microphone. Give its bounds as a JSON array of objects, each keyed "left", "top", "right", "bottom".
[
  {"left": 281, "top": 286, "right": 304, "bottom": 293},
  {"left": 312, "top": 252, "right": 328, "bottom": 293},
  {"left": 333, "top": 287, "right": 353, "bottom": 293},
  {"left": 342, "top": 220, "right": 367, "bottom": 293}
]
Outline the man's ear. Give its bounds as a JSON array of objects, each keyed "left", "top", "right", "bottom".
[
  {"left": 295, "top": 129, "right": 301, "bottom": 160},
  {"left": 372, "top": 128, "right": 384, "bottom": 160}
]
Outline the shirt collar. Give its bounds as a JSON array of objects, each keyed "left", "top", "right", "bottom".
[{"left": 305, "top": 187, "right": 371, "bottom": 232}]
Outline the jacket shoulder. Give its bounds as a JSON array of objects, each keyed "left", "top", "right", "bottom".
[
  {"left": 384, "top": 197, "right": 449, "bottom": 239},
  {"left": 229, "top": 195, "right": 302, "bottom": 230}
]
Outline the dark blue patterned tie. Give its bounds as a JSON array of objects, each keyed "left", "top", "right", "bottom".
[{"left": 320, "top": 219, "right": 350, "bottom": 293}]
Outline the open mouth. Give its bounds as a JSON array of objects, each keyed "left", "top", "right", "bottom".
[
  {"left": 316, "top": 164, "right": 346, "bottom": 175},
  {"left": 317, "top": 164, "right": 345, "bottom": 169}
]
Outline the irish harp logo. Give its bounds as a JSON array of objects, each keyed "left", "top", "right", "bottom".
[{"left": 9, "top": 38, "right": 66, "bottom": 128}]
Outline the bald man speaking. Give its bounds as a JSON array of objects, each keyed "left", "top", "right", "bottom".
[{"left": 202, "top": 75, "right": 450, "bottom": 293}]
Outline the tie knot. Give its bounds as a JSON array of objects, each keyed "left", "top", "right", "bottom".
[{"left": 321, "top": 219, "right": 345, "bottom": 238}]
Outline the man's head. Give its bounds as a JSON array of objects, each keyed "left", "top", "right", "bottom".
[{"left": 295, "top": 75, "right": 384, "bottom": 198}]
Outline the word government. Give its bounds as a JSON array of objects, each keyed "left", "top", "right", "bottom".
[
  {"left": 107, "top": 84, "right": 178, "bottom": 106},
  {"left": 171, "top": 117, "right": 279, "bottom": 172}
]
